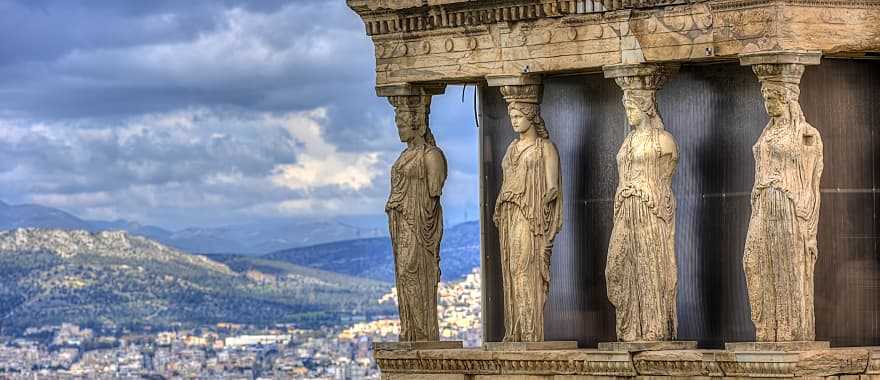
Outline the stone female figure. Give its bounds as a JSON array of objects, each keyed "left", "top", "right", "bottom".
[
  {"left": 744, "top": 64, "right": 823, "bottom": 342},
  {"left": 605, "top": 88, "right": 679, "bottom": 342},
  {"left": 386, "top": 96, "right": 447, "bottom": 342},
  {"left": 493, "top": 86, "right": 562, "bottom": 342}
]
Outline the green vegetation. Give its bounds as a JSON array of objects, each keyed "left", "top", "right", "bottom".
[{"left": 0, "top": 230, "right": 395, "bottom": 336}]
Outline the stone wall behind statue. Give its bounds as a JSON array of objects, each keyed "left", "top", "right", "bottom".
[{"left": 478, "top": 59, "right": 880, "bottom": 348}]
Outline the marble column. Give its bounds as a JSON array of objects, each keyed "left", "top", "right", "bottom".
[
  {"left": 484, "top": 74, "right": 566, "bottom": 345},
  {"left": 377, "top": 83, "right": 448, "bottom": 343},
  {"left": 602, "top": 64, "right": 683, "bottom": 344},
  {"left": 738, "top": 51, "right": 824, "bottom": 344}
]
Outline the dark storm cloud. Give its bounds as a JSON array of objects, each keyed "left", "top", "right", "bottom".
[
  {"left": 0, "top": 0, "right": 479, "bottom": 228},
  {"left": 0, "top": 0, "right": 383, "bottom": 143}
]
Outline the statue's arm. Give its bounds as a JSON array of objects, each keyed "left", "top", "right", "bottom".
[
  {"left": 425, "top": 148, "right": 447, "bottom": 198},
  {"left": 797, "top": 127, "right": 823, "bottom": 258},
  {"left": 659, "top": 131, "right": 679, "bottom": 178},
  {"left": 805, "top": 130, "right": 824, "bottom": 228},
  {"left": 542, "top": 140, "right": 561, "bottom": 205}
]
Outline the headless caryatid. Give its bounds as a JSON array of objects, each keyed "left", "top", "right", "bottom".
[
  {"left": 493, "top": 83, "right": 563, "bottom": 342},
  {"left": 604, "top": 65, "right": 679, "bottom": 342},
  {"left": 385, "top": 94, "right": 447, "bottom": 342},
  {"left": 743, "top": 62, "right": 823, "bottom": 342}
]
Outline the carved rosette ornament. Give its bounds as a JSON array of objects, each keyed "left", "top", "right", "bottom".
[
  {"left": 487, "top": 75, "right": 563, "bottom": 342},
  {"left": 381, "top": 85, "right": 448, "bottom": 342},
  {"left": 603, "top": 64, "right": 680, "bottom": 342},
  {"left": 739, "top": 51, "right": 823, "bottom": 342}
]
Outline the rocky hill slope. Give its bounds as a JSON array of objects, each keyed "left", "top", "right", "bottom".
[
  {"left": 0, "top": 201, "right": 385, "bottom": 255},
  {"left": 0, "top": 229, "right": 393, "bottom": 335},
  {"left": 262, "top": 221, "right": 480, "bottom": 282}
]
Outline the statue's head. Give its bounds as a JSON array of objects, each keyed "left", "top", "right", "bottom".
[
  {"left": 622, "top": 90, "right": 658, "bottom": 128},
  {"left": 507, "top": 102, "right": 549, "bottom": 138},
  {"left": 610, "top": 67, "right": 668, "bottom": 130},
  {"left": 760, "top": 85, "right": 789, "bottom": 118},
  {"left": 394, "top": 108, "right": 426, "bottom": 143},
  {"left": 500, "top": 84, "right": 549, "bottom": 138},
  {"left": 389, "top": 95, "right": 435, "bottom": 146},
  {"left": 753, "top": 63, "right": 804, "bottom": 120}
]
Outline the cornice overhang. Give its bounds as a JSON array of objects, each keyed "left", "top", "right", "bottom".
[{"left": 347, "top": 0, "right": 880, "bottom": 85}]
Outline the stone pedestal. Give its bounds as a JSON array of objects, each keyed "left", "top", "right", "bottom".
[
  {"left": 482, "top": 341, "right": 578, "bottom": 351},
  {"left": 598, "top": 341, "right": 698, "bottom": 352},
  {"left": 725, "top": 341, "right": 830, "bottom": 352},
  {"left": 373, "top": 341, "right": 463, "bottom": 351}
]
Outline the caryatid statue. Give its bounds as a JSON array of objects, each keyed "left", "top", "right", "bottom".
[
  {"left": 492, "top": 81, "right": 563, "bottom": 342},
  {"left": 740, "top": 53, "right": 823, "bottom": 342},
  {"left": 385, "top": 92, "right": 448, "bottom": 342},
  {"left": 604, "top": 64, "right": 680, "bottom": 342}
]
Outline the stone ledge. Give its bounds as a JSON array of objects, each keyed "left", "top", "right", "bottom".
[
  {"left": 739, "top": 50, "right": 823, "bottom": 66},
  {"left": 377, "top": 348, "right": 635, "bottom": 376},
  {"left": 374, "top": 341, "right": 464, "bottom": 351},
  {"left": 726, "top": 341, "right": 831, "bottom": 352},
  {"left": 483, "top": 341, "right": 578, "bottom": 351},
  {"left": 598, "top": 341, "right": 698, "bottom": 352},
  {"left": 377, "top": 347, "right": 880, "bottom": 378}
]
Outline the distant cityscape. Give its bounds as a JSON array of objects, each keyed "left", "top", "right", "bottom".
[{"left": 0, "top": 269, "right": 481, "bottom": 380}]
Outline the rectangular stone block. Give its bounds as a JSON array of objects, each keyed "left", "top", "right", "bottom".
[
  {"left": 598, "top": 341, "right": 698, "bottom": 352},
  {"left": 633, "top": 349, "right": 724, "bottom": 377},
  {"left": 796, "top": 348, "right": 871, "bottom": 377},
  {"left": 374, "top": 341, "right": 464, "bottom": 351},
  {"left": 483, "top": 341, "right": 579, "bottom": 351},
  {"left": 382, "top": 374, "right": 467, "bottom": 380},
  {"left": 726, "top": 341, "right": 831, "bottom": 352},
  {"left": 868, "top": 348, "right": 880, "bottom": 374}
]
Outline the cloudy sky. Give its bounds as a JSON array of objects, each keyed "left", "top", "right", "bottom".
[{"left": 0, "top": 0, "right": 479, "bottom": 230}]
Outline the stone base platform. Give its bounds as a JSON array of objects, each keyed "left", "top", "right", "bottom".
[
  {"left": 725, "top": 341, "right": 831, "bottom": 352},
  {"left": 483, "top": 341, "right": 578, "bottom": 351},
  {"left": 373, "top": 341, "right": 463, "bottom": 351},
  {"left": 598, "top": 340, "right": 698, "bottom": 352},
  {"left": 376, "top": 345, "right": 880, "bottom": 379}
]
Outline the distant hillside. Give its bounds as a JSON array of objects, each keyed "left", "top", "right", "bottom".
[
  {"left": 0, "top": 229, "right": 394, "bottom": 335},
  {"left": 0, "top": 201, "right": 385, "bottom": 255},
  {"left": 263, "top": 221, "right": 480, "bottom": 282}
]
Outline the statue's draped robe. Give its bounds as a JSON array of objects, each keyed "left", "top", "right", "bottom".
[
  {"left": 744, "top": 116, "right": 823, "bottom": 342},
  {"left": 386, "top": 145, "right": 444, "bottom": 341},
  {"left": 493, "top": 137, "right": 563, "bottom": 342},
  {"left": 606, "top": 127, "right": 679, "bottom": 341}
]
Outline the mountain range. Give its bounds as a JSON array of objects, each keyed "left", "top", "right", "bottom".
[
  {"left": 0, "top": 201, "right": 385, "bottom": 255},
  {"left": 262, "top": 221, "right": 480, "bottom": 282},
  {"left": 0, "top": 201, "right": 481, "bottom": 335},
  {"left": 0, "top": 229, "right": 394, "bottom": 335}
]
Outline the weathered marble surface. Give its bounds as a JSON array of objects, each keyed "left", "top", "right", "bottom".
[
  {"left": 347, "top": 0, "right": 880, "bottom": 85},
  {"left": 726, "top": 341, "right": 830, "bottom": 352},
  {"left": 490, "top": 75, "right": 563, "bottom": 343},
  {"left": 483, "top": 341, "right": 578, "bottom": 351},
  {"left": 603, "top": 63, "right": 680, "bottom": 343},
  {"left": 598, "top": 340, "right": 697, "bottom": 352},
  {"left": 376, "top": 347, "right": 879, "bottom": 379},
  {"left": 385, "top": 85, "right": 448, "bottom": 342},
  {"left": 739, "top": 51, "right": 823, "bottom": 343},
  {"left": 374, "top": 341, "right": 464, "bottom": 351}
]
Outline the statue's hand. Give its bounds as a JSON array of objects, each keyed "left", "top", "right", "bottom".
[
  {"left": 543, "top": 188, "right": 558, "bottom": 206},
  {"left": 806, "top": 236, "right": 818, "bottom": 260}
]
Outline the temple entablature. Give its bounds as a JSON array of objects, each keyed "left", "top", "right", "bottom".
[{"left": 348, "top": 0, "right": 880, "bottom": 85}]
